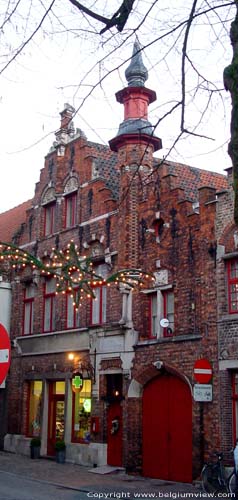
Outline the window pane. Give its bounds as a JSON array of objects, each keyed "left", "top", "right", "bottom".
[
  {"left": 28, "top": 381, "right": 43, "bottom": 436},
  {"left": 25, "top": 284, "right": 35, "bottom": 299},
  {"left": 55, "top": 381, "right": 65, "bottom": 395},
  {"left": 92, "top": 288, "right": 100, "bottom": 324},
  {"left": 24, "top": 302, "right": 32, "bottom": 335},
  {"left": 45, "top": 278, "right": 56, "bottom": 294},
  {"left": 151, "top": 294, "right": 157, "bottom": 337},
  {"left": 72, "top": 379, "right": 91, "bottom": 442},
  {"left": 44, "top": 297, "right": 51, "bottom": 331},
  {"left": 67, "top": 294, "right": 74, "bottom": 328},
  {"left": 66, "top": 194, "right": 76, "bottom": 227},
  {"left": 231, "top": 260, "right": 238, "bottom": 279},
  {"left": 102, "top": 287, "right": 107, "bottom": 323}
]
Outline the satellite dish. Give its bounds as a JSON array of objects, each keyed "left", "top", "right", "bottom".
[{"left": 160, "top": 318, "right": 169, "bottom": 328}]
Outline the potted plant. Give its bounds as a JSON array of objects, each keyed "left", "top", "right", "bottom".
[
  {"left": 55, "top": 440, "right": 66, "bottom": 463},
  {"left": 30, "top": 437, "right": 41, "bottom": 459}
]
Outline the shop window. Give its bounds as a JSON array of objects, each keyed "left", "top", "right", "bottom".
[
  {"left": 44, "top": 202, "right": 56, "bottom": 236},
  {"left": 91, "top": 264, "right": 108, "bottom": 325},
  {"left": 72, "top": 379, "right": 92, "bottom": 443},
  {"left": 65, "top": 192, "right": 77, "bottom": 228},
  {"left": 23, "top": 284, "right": 35, "bottom": 335},
  {"left": 232, "top": 373, "right": 238, "bottom": 442},
  {"left": 43, "top": 278, "right": 56, "bottom": 332},
  {"left": 149, "top": 291, "right": 174, "bottom": 338},
  {"left": 28, "top": 380, "right": 43, "bottom": 437},
  {"left": 66, "top": 291, "right": 80, "bottom": 329},
  {"left": 227, "top": 259, "right": 238, "bottom": 313}
]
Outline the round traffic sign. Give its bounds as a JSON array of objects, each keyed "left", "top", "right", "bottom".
[
  {"left": 0, "top": 323, "right": 11, "bottom": 385},
  {"left": 194, "top": 358, "right": 212, "bottom": 384}
]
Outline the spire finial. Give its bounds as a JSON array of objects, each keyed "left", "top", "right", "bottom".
[{"left": 125, "top": 37, "right": 148, "bottom": 87}]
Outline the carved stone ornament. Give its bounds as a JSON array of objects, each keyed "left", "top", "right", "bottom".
[
  {"left": 41, "top": 187, "right": 56, "bottom": 206},
  {"left": 153, "top": 270, "right": 168, "bottom": 286},
  {"left": 64, "top": 176, "right": 79, "bottom": 195}
]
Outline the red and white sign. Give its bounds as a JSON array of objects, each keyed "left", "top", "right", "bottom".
[
  {"left": 194, "top": 358, "right": 212, "bottom": 384},
  {"left": 0, "top": 324, "right": 11, "bottom": 385}
]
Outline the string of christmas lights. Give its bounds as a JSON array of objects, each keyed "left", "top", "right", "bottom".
[{"left": 0, "top": 241, "right": 155, "bottom": 308}]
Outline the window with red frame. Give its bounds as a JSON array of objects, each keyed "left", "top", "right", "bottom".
[
  {"left": 232, "top": 373, "right": 238, "bottom": 443},
  {"left": 91, "top": 264, "right": 108, "bottom": 325},
  {"left": 23, "top": 284, "right": 35, "bottom": 335},
  {"left": 65, "top": 192, "right": 77, "bottom": 228},
  {"left": 66, "top": 291, "right": 80, "bottom": 329},
  {"left": 44, "top": 202, "right": 56, "bottom": 236},
  {"left": 227, "top": 259, "right": 238, "bottom": 313},
  {"left": 72, "top": 379, "right": 91, "bottom": 443},
  {"left": 43, "top": 278, "right": 56, "bottom": 332},
  {"left": 150, "top": 291, "right": 174, "bottom": 338}
]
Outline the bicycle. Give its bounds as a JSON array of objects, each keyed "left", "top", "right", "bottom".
[{"left": 202, "top": 452, "right": 237, "bottom": 494}]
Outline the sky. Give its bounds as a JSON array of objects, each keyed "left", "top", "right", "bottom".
[{"left": 0, "top": 0, "right": 234, "bottom": 213}]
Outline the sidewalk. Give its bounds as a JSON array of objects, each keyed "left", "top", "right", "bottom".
[{"left": 0, "top": 451, "right": 202, "bottom": 495}]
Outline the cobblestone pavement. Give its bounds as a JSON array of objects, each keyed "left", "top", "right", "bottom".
[{"left": 0, "top": 451, "right": 202, "bottom": 495}]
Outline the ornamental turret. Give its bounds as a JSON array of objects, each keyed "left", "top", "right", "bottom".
[{"left": 109, "top": 38, "right": 162, "bottom": 153}]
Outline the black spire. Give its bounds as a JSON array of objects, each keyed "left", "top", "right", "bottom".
[{"left": 125, "top": 38, "right": 148, "bottom": 87}]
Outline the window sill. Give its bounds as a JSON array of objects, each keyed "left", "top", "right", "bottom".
[{"left": 135, "top": 333, "right": 202, "bottom": 347}]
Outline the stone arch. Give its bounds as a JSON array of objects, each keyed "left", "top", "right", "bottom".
[
  {"left": 63, "top": 175, "right": 79, "bottom": 195},
  {"left": 41, "top": 186, "right": 56, "bottom": 206},
  {"left": 128, "top": 359, "right": 192, "bottom": 398}
]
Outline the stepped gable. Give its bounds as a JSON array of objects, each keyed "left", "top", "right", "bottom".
[
  {"left": 157, "top": 160, "right": 228, "bottom": 201},
  {"left": 0, "top": 200, "right": 32, "bottom": 243}
]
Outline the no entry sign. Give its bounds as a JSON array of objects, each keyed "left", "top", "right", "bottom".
[
  {"left": 194, "top": 358, "right": 212, "bottom": 384},
  {"left": 0, "top": 324, "right": 11, "bottom": 385}
]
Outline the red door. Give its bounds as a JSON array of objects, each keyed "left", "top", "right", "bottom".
[
  {"left": 107, "top": 402, "right": 123, "bottom": 466},
  {"left": 143, "top": 374, "right": 192, "bottom": 482}
]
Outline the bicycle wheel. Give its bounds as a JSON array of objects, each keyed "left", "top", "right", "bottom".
[
  {"left": 229, "top": 472, "right": 238, "bottom": 494},
  {"left": 202, "top": 464, "right": 223, "bottom": 493}
]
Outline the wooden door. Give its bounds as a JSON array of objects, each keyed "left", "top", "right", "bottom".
[
  {"left": 142, "top": 374, "right": 192, "bottom": 482},
  {"left": 107, "top": 402, "right": 123, "bottom": 466}
]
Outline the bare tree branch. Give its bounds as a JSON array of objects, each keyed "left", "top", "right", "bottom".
[{"left": 0, "top": 0, "right": 56, "bottom": 76}]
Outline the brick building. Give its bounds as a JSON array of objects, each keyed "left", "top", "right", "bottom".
[
  {"left": 0, "top": 40, "right": 231, "bottom": 482},
  {"left": 216, "top": 168, "right": 238, "bottom": 458}
]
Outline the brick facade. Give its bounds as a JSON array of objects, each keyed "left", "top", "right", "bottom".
[{"left": 0, "top": 41, "right": 232, "bottom": 481}]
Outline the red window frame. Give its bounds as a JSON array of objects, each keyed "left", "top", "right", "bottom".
[
  {"left": 66, "top": 291, "right": 80, "bottom": 329},
  {"left": 232, "top": 373, "right": 238, "bottom": 443},
  {"left": 227, "top": 259, "right": 238, "bottom": 314},
  {"left": 65, "top": 192, "right": 77, "bottom": 228},
  {"left": 149, "top": 291, "right": 174, "bottom": 338},
  {"left": 43, "top": 279, "right": 56, "bottom": 332},
  {"left": 23, "top": 285, "right": 35, "bottom": 335},
  {"left": 44, "top": 202, "right": 56, "bottom": 236}
]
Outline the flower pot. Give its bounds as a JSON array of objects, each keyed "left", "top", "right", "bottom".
[
  {"left": 56, "top": 449, "right": 66, "bottom": 464},
  {"left": 30, "top": 445, "right": 41, "bottom": 459}
]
